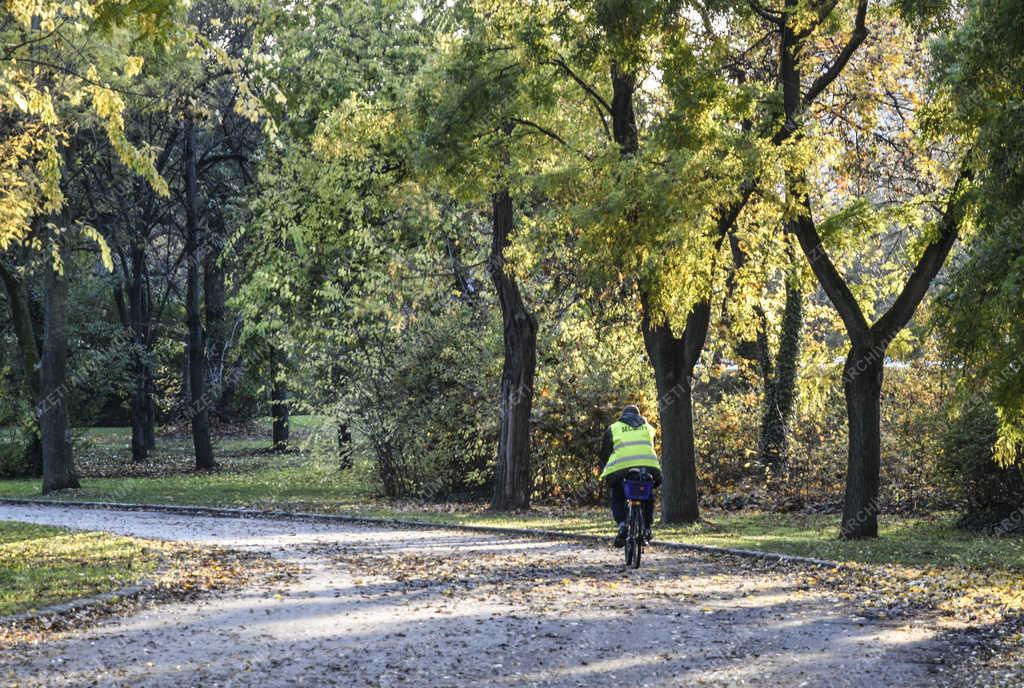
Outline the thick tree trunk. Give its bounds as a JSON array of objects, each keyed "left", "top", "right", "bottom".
[
  {"left": 39, "top": 246, "right": 77, "bottom": 493},
  {"left": 0, "top": 261, "right": 43, "bottom": 476},
  {"left": 270, "top": 347, "right": 289, "bottom": 452},
  {"left": 489, "top": 187, "right": 537, "bottom": 512},
  {"left": 183, "top": 118, "right": 215, "bottom": 470},
  {"left": 641, "top": 295, "right": 705, "bottom": 523},
  {"left": 758, "top": 279, "right": 803, "bottom": 476},
  {"left": 840, "top": 346, "right": 884, "bottom": 538},
  {"left": 611, "top": 62, "right": 708, "bottom": 523}
]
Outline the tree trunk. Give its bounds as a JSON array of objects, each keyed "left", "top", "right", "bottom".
[
  {"left": 183, "top": 118, "right": 215, "bottom": 470},
  {"left": 758, "top": 279, "right": 803, "bottom": 476},
  {"left": 840, "top": 345, "right": 884, "bottom": 538},
  {"left": 271, "top": 383, "right": 289, "bottom": 451},
  {"left": 337, "top": 421, "right": 353, "bottom": 470},
  {"left": 641, "top": 295, "right": 705, "bottom": 523},
  {"left": 144, "top": 372, "right": 156, "bottom": 450},
  {"left": 130, "top": 365, "right": 148, "bottom": 461},
  {"left": 489, "top": 187, "right": 537, "bottom": 512},
  {"left": 127, "top": 240, "right": 150, "bottom": 462},
  {"left": 0, "top": 261, "right": 43, "bottom": 476},
  {"left": 270, "top": 347, "right": 289, "bottom": 452},
  {"left": 203, "top": 219, "right": 228, "bottom": 412},
  {"left": 610, "top": 61, "right": 705, "bottom": 521},
  {"left": 610, "top": 62, "right": 708, "bottom": 523},
  {"left": 39, "top": 245, "right": 77, "bottom": 493}
]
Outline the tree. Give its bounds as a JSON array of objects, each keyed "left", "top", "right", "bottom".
[
  {"left": 238, "top": 0, "right": 441, "bottom": 487},
  {"left": 752, "top": 0, "right": 972, "bottom": 537},
  {"left": 99, "top": 104, "right": 181, "bottom": 462},
  {"left": 161, "top": 0, "right": 263, "bottom": 468},
  {"left": 488, "top": 185, "right": 538, "bottom": 511},
  {"left": 405, "top": 9, "right": 549, "bottom": 511},
  {"left": 532, "top": 1, "right": 760, "bottom": 523},
  {"left": 181, "top": 114, "right": 214, "bottom": 469},
  {"left": 0, "top": 242, "right": 42, "bottom": 475},
  {"left": 0, "top": 0, "right": 183, "bottom": 491}
]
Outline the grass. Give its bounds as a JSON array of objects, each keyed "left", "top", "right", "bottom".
[
  {"left": 0, "top": 461, "right": 376, "bottom": 510},
  {"left": 0, "top": 521, "right": 158, "bottom": 616},
  {"left": 1, "top": 421, "right": 1021, "bottom": 573},
  {"left": 354, "top": 506, "right": 1024, "bottom": 571}
]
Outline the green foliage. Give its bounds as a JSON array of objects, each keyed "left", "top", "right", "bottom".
[
  {"left": 0, "top": 395, "right": 35, "bottom": 478},
  {"left": 340, "top": 303, "right": 501, "bottom": 499},
  {"left": 0, "top": 0, "right": 188, "bottom": 249},
  {"left": 694, "top": 376, "right": 762, "bottom": 495},
  {"left": 939, "top": 400, "right": 1024, "bottom": 527},
  {"left": 249, "top": 0, "right": 429, "bottom": 139},
  {"left": 931, "top": 0, "right": 1024, "bottom": 465},
  {"left": 531, "top": 305, "right": 653, "bottom": 502}
]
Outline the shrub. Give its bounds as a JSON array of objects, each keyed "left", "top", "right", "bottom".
[
  {"left": 531, "top": 317, "right": 653, "bottom": 504},
  {"left": 0, "top": 385, "right": 37, "bottom": 478},
  {"left": 343, "top": 302, "right": 500, "bottom": 499},
  {"left": 939, "top": 400, "right": 1024, "bottom": 532}
]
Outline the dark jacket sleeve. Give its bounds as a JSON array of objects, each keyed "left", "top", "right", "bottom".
[{"left": 599, "top": 427, "right": 612, "bottom": 469}]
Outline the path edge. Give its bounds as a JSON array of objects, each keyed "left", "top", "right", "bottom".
[
  {"left": 0, "top": 497, "right": 845, "bottom": 570},
  {"left": 0, "top": 569, "right": 163, "bottom": 628}
]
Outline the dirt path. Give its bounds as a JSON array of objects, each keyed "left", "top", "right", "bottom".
[{"left": 0, "top": 504, "right": 948, "bottom": 687}]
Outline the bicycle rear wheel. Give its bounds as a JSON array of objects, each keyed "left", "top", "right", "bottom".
[{"left": 625, "top": 501, "right": 644, "bottom": 568}]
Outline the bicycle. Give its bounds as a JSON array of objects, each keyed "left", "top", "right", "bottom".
[{"left": 622, "top": 468, "right": 655, "bottom": 569}]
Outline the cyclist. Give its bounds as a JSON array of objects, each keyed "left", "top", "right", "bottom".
[{"left": 599, "top": 404, "right": 662, "bottom": 547}]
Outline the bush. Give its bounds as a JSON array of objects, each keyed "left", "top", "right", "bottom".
[
  {"left": 686, "top": 352, "right": 954, "bottom": 512},
  {"left": 531, "top": 316, "right": 653, "bottom": 504},
  {"left": 939, "top": 400, "right": 1024, "bottom": 532},
  {"left": 0, "top": 383, "right": 37, "bottom": 478},
  {"left": 343, "top": 302, "right": 500, "bottom": 499},
  {"left": 694, "top": 371, "right": 763, "bottom": 497}
]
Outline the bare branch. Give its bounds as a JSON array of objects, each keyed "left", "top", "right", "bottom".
[
  {"left": 802, "top": 0, "right": 869, "bottom": 108},
  {"left": 748, "top": 0, "right": 783, "bottom": 25}
]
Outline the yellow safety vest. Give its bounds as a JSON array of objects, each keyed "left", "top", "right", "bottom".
[{"left": 600, "top": 420, "right": 660, "bottom": 479}]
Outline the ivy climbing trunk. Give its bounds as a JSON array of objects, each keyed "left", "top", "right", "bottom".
[
  {"left": 183, "top": 117, "right": 215, "bottom": 470},
  {"left": 757, "top": 277, "right": 803, "bottom": 476},
  {"left": 489, "top": 186, "right": 537, "bottom": 512},
  {"left": 40, "top": 241, "right": 77, "bottom": 493}
]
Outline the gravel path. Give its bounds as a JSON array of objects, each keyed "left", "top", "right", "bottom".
[{"left": 0, "top": 504, "right": 947, "bottom": 687}]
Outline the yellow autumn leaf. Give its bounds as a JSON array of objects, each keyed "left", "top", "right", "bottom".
[{"left": 124, "top": 55, "right": 145, "bottom": 78}]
